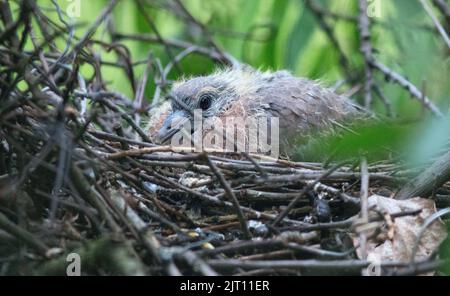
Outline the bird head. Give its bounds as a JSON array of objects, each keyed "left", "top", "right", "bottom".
[{"left": 154, "top": 70, "right": 244, "bottom": 144}]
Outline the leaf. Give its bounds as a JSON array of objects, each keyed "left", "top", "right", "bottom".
[
  {"left": 404, "top": 118, "right": 450, "bottom": 167},
  {"left": 284, "top": 2, "right": 315, "bottom": 70},
  {"left": 352, "top": 195, "right": 447, "bottom": 274},
  {"left": 258, "top": 0, "right": 290, "bottom": 68},
  {"left": 292, "top": 119, "right": 413, "bottom": 161}
]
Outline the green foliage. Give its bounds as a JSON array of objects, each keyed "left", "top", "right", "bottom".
[
  {"left": 404, "top": 118, "right": 450, "bottom": 167},
  {"left": 292, "top": 119, "right": 415, "bottom": 162}
]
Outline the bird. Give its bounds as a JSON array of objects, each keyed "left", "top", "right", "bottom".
[{"left": 147, "top": 67, "right": 362, "bottom": 158}]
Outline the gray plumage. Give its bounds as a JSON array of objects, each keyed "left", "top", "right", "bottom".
[{"left": 151, "top": 67, "right": 361, "bottom": 156}]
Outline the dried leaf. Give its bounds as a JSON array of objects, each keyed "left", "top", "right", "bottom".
[{"left": 353, "top": 195, "right": 447, "bottom": 264}]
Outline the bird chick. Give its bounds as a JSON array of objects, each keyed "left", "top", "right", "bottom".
[{"left": 148, "top": 67, "right": 360, "bottom": 158}]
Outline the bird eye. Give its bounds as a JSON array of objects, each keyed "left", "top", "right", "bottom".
[{"left": 199, "top": 94, "right": 213, "bottom": 110}]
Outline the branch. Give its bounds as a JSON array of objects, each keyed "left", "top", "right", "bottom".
[
  {"left": 420, "top": 0, "right": 450, "bottom": 49},
  {"left": 357, "top": 0, "right": 375, "bottom": 108},
  {"left": 432, "top": 0, "right": 450, "bottom": 27},
  {"left": 370, "top": 60, "right": 444, "bottom": 118},
  {"left": 202, "top": 153, "right": 252, "bottom": 240}
]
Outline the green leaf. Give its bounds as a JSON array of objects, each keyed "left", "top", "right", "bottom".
[{"left": 292, "top": 119, "right": 414, "bottom": 161}]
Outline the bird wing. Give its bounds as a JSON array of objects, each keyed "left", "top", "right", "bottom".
[{"left": 253, "top": 75, "right": 357, "bottom": 132}]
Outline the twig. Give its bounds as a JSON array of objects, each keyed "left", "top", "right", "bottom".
[
  {"left": 370, "top": 60, "right": 444, "bottom": 118},
  {"left": 358, "top": 157, "right": 369, "bottom": 260},
  {"left": 357, "top": 0, "right": 375, "bottom": 108},
  {"left": 271, "top": 162, "right": 346, "bottom": 226},
  {"left": 305, "top": 0, "right": 354, "bottom": 82},
  {"left": 206, "top": 258, "right": 419, "bottom": 273},
  {"left": 420, "top": 0, "right": 450, "bottom": 49},
  {"left": 136, "top": 0, "right": 181, "bottom": 73},
  {"left": 432, "top": 0, "right": 450, "bottom": 26},
  {"left": 0, "top": 211, "right": 49, "bottom": 256},
  {"left": 202, "top": 153, "right": 252, "bottom": 240},
  {"left": 71, "top": 0, "right": 120, "bottom": 57}
]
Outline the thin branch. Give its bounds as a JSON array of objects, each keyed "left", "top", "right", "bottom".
[
  {"left": 305, "top": 0, "right": 354, "bottom": 82},
  {"left": 271, "top": 162, "right": 346, "bottom": 226},
  {"left": 358, "top": 0, "right": 375, "bottom": 108},
  {"left": 202, "top": 153, "right": 252, "bottom": 240},
  {"left": 370, "top": 60, "right": 444, "bottom": 118},
  {"left": 420, "top": 0, "right": 450, "bottom": 49}
]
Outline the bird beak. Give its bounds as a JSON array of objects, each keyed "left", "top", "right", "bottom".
[{"left": 154, "top": 110, "right": 190, "bottom": 144}]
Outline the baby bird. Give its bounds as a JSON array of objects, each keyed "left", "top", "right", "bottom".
[{"left": 148, "top": 67, "right": 360, "bottom": 157}]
